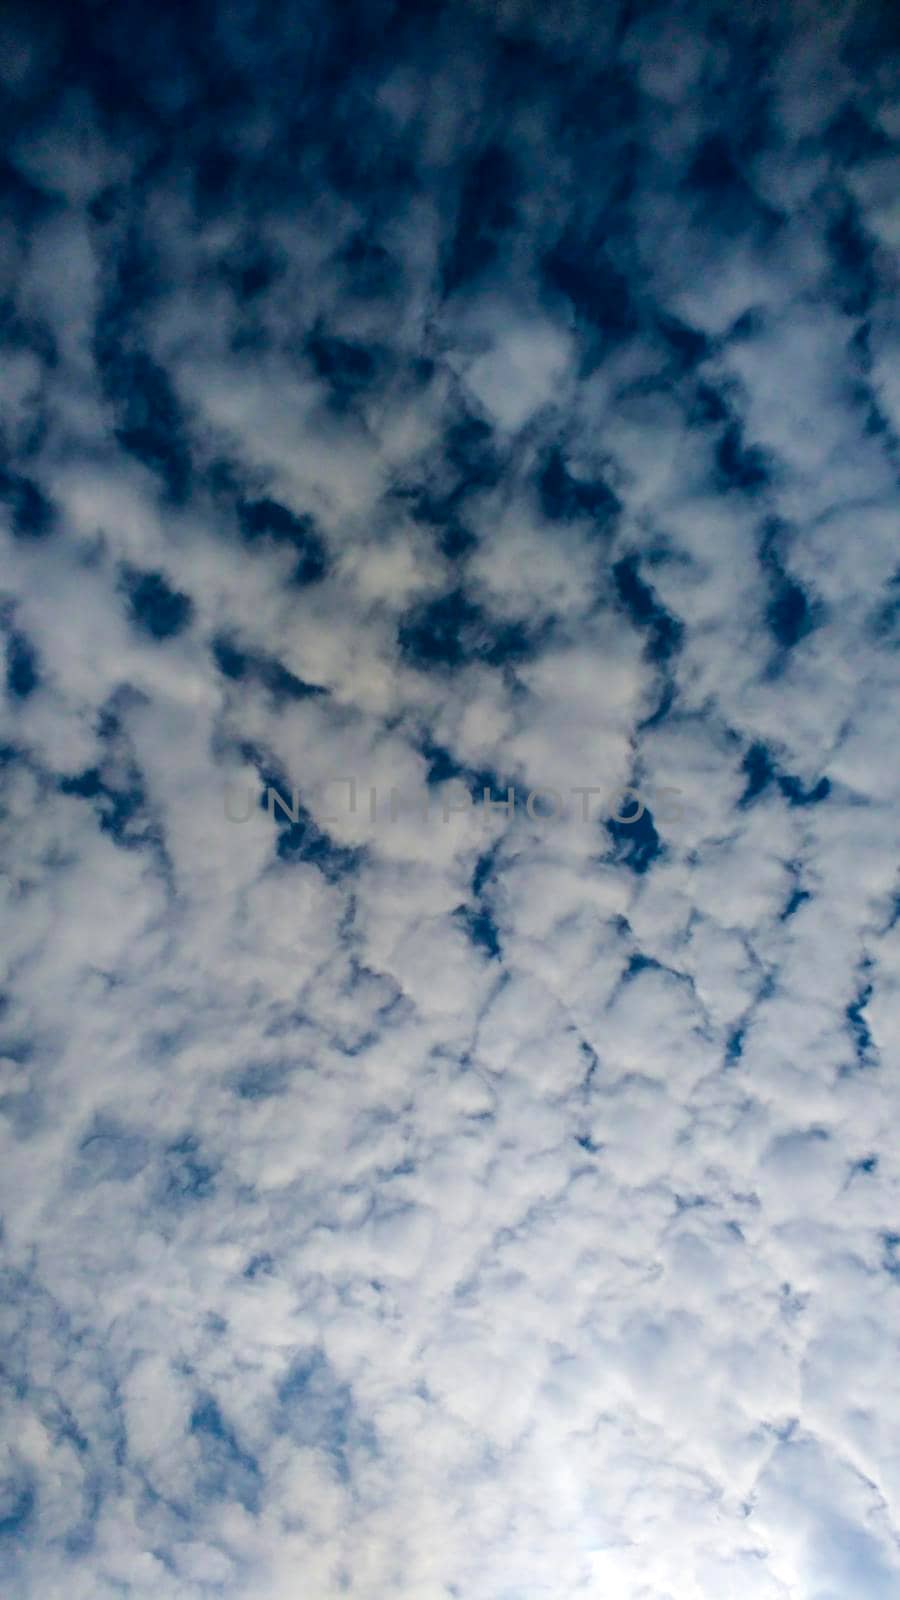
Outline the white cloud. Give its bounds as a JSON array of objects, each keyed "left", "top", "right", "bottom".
[{"left": 2, "top": 2, "right": 900, "bottom": 1597}]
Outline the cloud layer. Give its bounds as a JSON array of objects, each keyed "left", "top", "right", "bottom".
[{"left": 1, "top": 0, "right": 899, "bottom": 1596}]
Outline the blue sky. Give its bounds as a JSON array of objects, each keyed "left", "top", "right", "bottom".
[{"left": 1, "top": 0, "right": 900, "bottom": 1596}]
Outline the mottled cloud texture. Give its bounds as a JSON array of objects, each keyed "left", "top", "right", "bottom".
[{"left": 1, "top": 0, "right": 900, "bottom": 1595}]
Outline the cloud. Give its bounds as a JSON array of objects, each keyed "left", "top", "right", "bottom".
[{"left": 1, "top": 0, "right": 900, "bottom": 1597}]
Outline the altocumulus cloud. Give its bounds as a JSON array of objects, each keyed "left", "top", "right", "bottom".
[{"left": 1, "top": 0, "right": 900, "bottom": 1596}]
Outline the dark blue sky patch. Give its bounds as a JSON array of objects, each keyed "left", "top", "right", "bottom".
[
  {"left": 443, "top": 143, "right": 520, "bottom": 296},
  {"left": 206, "top": 454, "right": 247, "bottom": 503},
  {"left": 419, "top": 741, "right": 514, "bottom": 816},
  {"left": 63, "top": 1488, "right": 102, "bottom": 1559},
  {"left": 714, "top": 422, "right": 771, "bottom": 494},
  {"left": 160, "top": 1135, "right": 218, "bottom": 1206},
  {"left": 219, "top": 240, "right": 283, "bottom": 303},
  {"left": 727, "top": 308, "right": 766, "bottom": 343},
  {"left": 394, "top": 411, "right": 503, "bottom": 557},
  {"left": 0, "top": 1029, "right": 32, "bottom": 1069},
  {"left": 232, "top": 1061, "right": 292, "bottom": 1101},
  {"left": 625, "top": 952, "right": 661, "bottom": 979},
  {"left": 612, "top": 556, "right": 683, "bottom": 663},
  {"left": 192, "top": 142, "right": 243, "bottom": 219},
  {"left": 256, "top": 765, "right": 362, "bottom": 882},
  {"left": 725, "top": 1025, "right": 745, "bottom": 1067},
  {"left": 759, "top": 528, "right": 819, "bottom": 651},
  {"left": 656, "top": 314, "right": 709, "bottom": 373},
  {"left": 541, "top": 236, "right": 636, "bottom": 343},
  {"left": 0, "top": 154, "right": 52, "bottom": 230},
  {"left": 321, "top": 116, "right": 418, "bottom": 210},
  {"left": 778, "top": 773, "right": 830, "bottom": 807},
  {"left": 276, "top": 1349, "right": 376, "bottom": 1482},
  {"left": 557, "top": 63, "right": 640, "bottom": 147},
  {"left": 212, "top": 638, "right": 248, "bottom": 681},
  {"left": 767, "top": 574, "right": 813, "bottom": 649},
  {"left": 879, "top": 1233, "right": 900, "bottom": 1281},
  {"left": 395, "top": 438, "right": 499, "bottom": 563},
  {"left": 237, "top": 497, "right": 327, "bottom": 586},
  {"left": 102, "top": 351, "right": 193, "bottom": 504},
  {"left": 301, "top": 0, "right": 421, "bottom": 195},
  {"left": 422, "top": 741, "right": 465, "bottom": 786},
  {"left": 339, "top": 232, "right": 403, "bottom": 300},
  {"left": 739, "top": 734, "right": 829, "bottom": 812},
  {"left": 398, "top": 590, "right": 481, "bottom": 669},
  {"left": 740, "top": 741, "right": 776, "bottom": 806},
  {"left": 230, "top": 320, "right": 271, "bottom": 358},
  {"left": 691, "top": 381, "right": 730, "bottom": 425},
  {"left": 868, "top": 570, "right": 900, "bottom": 642},
  {"left": 58, "top": 762, "right": 153, "bottom": 850},
  {"left": 538, "top": 449, "right": 620, "bottom": 528},
  {"left": 278, "top": 1347, "right": 335, "bottom": 1412},
  {"left": 124, "top": 569, "right": 194, "bottom": 640},
  {"left": 826, "top": 201, "right": 878, "bottom": 318},
  {"left": 851, "top": 1154, "right": 878, "bottom": 1178},
  {"left": 46, "top": 1399, "right": 91, "bottom": 1461},
  {"left": 59, "top": 767, "right": 104, "bottom": 800},
  {"left": 255, "top": 656, "right": 326, "bottom": 704},
  {"left": 637, "top": 674, "right": 677, "bottom": 731},
  {"left": 212, "top": 636, "right": 327, "bottom": 703},
  {"left": 396, "top": 487, "right": 493, "bottom": 567},
  {"left": 93, "top": 219, "right": 165, "bottom": 342},
  {"left": 846, "top": 980, "right": 875, "bottom": 1070},
  {"left": 454, "top": 903, "right": 501, "bottom": 961},
  {"left": 845, "top": 1, "right": 900, "bottom": 77},
  {"left": 444, "top": 413, "right": 503, "bottom": 496},
  {"left": 471, "top": 846, "right": 498, "bottom": 899},
  {"left": 606, "top": 800, "right": 662, "bottom": 875},
  {"left": 276, "top": 810, "right": 362, "bottom": 881},
  {"left": 189, "top": 1397, "right": 261, "bottom": 1513},
  {"left": 780, "top": 885, "right": 811, "bottom": 921},
  {"left": 243, "top": 1253, "right": 275, "bottom": 1280},
  {"left": 305, "top": 327, "right": 384, "bottom": 407},
  {"left": 0, "top": 468, "right": 56, "bottom": 540},
  {"left": 823, "top": 104, "right": 891, "bottom": 167},
  {"left": 5, "top": 632, "right": 39, "bottom": 701},
  {"left": 0, "top": 297, "right": 59, "bottom": 373},
  {"left": 398, "top": 589, "right": 539, "bottom": 671},
  {"left": 0, "top": 1473, "right": 36, "bottom": 1540},
  {"left": 436, "top": 522, "right": 479, "bottom": 563},
  {"left": 685, "top": 133, "right": 777, "bottom": 237},
  {"left": 87, "top": 184, "right": 125, "bottom": 229},
  {"left": 688, "top": 135, "right": 742, "bottom": 199}
]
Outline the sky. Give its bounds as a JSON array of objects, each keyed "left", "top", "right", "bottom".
[{"left": 1, "top": 0, "right": 899, "bottom": 1596}]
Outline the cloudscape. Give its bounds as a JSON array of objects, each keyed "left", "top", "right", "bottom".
[{"left": 1, "top": 0, "right": 899, "bottom": 1596}]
